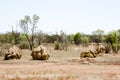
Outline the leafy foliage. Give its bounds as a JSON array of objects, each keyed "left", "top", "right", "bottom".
[
  {"left": 106, "top": 30, "right": 119, "bottom": 45},
  {"left": 59, "top": 31, "right": 69, "bottom": 51},
  {"left": 68, "top": 34, "right": 74, "bottom": 44},
  {"left": 74, "top": 32, "right": 81, "bottom": 45},
  {"left": 19, "top": 41, "right": 29, "bottom": 49},
  {"left": 106, "top": 30, "right": 120, "bottom": 53},
  {"left": 35, "top": 30, "right": 45, "bottom": 45},
  {"left": 91, "top": 29, "right": 105, "bottom": 43},
  {"left": 82, "top": 36, "right": 89, "bottom": 47},
  {"left": 11, "top": 30, "right": 20, "bottom": 44},
  {"left": 54, "top": 42, "right": 60, "bottom": 50},
  {"left": 19, "top": 14, "right": 40, "bottom": 50},
  {"left": 112, "top": 43, "right": 120, "bottom": 53}
]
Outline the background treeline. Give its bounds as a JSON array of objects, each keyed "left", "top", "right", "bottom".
[{"left": 0, "top": 29, "right": 120, "bottom": 52}]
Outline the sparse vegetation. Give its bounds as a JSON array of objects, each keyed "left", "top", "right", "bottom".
[
  {"left": 1, "top": 43, "right": 12, "bottom": 49},
  {"left": 0, "top": 45, "right": 120, "bottom": 80},
  {"left": 35, "top": 30, "right": 45, "bottom": 45},
  {"left": 0, "top": 47, "right": 4, "bottom": 56},
  {"left": 74, "top": 32, "right": 81, "bottom": 45},
  {"left": 0, "top": 13, "right": 120, "bottom": 80},
  {"left": 54, "top": 42, "right": 60, "bottom": 50},
  {"left": 91, "top": 29, "right": 105, "bottom": 43},
  {"left": 1, "top": 0, "right": 120, "bottom": 79},
  {"left": 11, "top": 27, "right": 21, "bottom": 44},
  {"left": 82, "top": 36, "right": 89, "bottom": 47},
  {"left": 19, "top": 14, "right": 40, "bottom": 50},
  {"left": 106, "top": 30, "right": 120, "bottom": 53},
  {"left": 19, "top": 41, "right": 29, "bottom": 49},
  {"left": 59, "top": 31, "right": 69, "bottom": 51}
]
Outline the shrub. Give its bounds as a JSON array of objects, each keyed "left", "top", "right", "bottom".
[
  {"left": 105, "top": 43, "right": 120, "bottom": 53},
  {"left": 1, "top": 43, "right": 12, "bottom": 49},
  {"left": 82, "top": 36, "right": 89, "bottom": 47},
  {"left": 0, "top": 47, "right": 3, "bottom": 56},
  {"left": 74, "top": 32, "right": 81, "bottom": 45},
  {"left": 0, "top": 43, "right": 12, "bottom": 56},
  {"left": 112, "top": 43, "right": 120, "bottom": 53},
  {"left": 19, "top": 42, "right": 29, "bottom": 49},
  {"left": 105, "top": 43, "right": 112, "bottom": 53},
  {"left": 106, "top": 30, "right": 119, "bottom": 45},
  {"left": 54, "top": 42, "right": 60, "bottom": 50}
]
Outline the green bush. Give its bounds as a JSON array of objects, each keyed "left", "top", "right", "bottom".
[
  {"left": 106, "top": 30, "right": 119, "bottom": 45},
  {"left": 82, "top": 36, "right": 89, "bottom": 47},
  {"left": 112, "top": 43, "right": 120, "bottom": 53},
  {"left": 54, "top": 42, "right": 60, "bottom": 50},
  {"left": 19, "top": 42, "right": 29, "bottom": 49},
  {"left": 105, "top": 43, "right": 120, "bottom": 53},
  {"left": 74, "top": 32, "right": 81, "bottom": 45}
]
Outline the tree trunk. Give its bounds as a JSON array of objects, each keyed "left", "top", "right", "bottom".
[
  {"left": 25, "top": 34, "right": 33, "bottom": 50},
  {"left": 30, "top": 44, "right": 33, "bottom": 50}
]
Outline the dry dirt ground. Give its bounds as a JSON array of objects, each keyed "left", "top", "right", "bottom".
[{"left": 0, "top": 46, "right": 120, "bottom": 80}]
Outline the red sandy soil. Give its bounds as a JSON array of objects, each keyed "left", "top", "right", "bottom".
[
  {"left": 0, "top": 58, "right": 120, "bottom": 80},
  {"left": 0, "top": 48, "right": 120, "bottom": 80}
]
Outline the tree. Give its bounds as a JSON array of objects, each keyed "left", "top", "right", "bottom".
[
  {"left": 106, "top": 30, "right": 119, "bottom": 45},
  {"left": 19, "top": 34, "right": 26, "bottom": 41},
  {"left": 82, "top": 36, "right": 89, "bottom": 47},
  {"left": 68, "top": 34, "right": 74, "bottom": 44},
  {"left": 35, "top": 30, "right": 45, "bottom": 45},
  {"left": 74, "top": 32, "right": 81, "bottom": 45},
  {"left": 91, "top": 29, "right": 105, "bottom": 43},
  {"left": 19, "top": 14, "right": 40, "bottom": 50},
  {"left": 11, "top": 27, "right": 20, "bottom": 44},
  {"left": 59, "top": 31, "right": 69, "bottom": 51},
  {"left": 2, "top": 32, "right": 13, "bottom": 43},
  {"left": 106, "top": 30, "right": 120, "bottom": 53},
  {"left": 48, "top": 34, "right": 59, "bottom": 43}
]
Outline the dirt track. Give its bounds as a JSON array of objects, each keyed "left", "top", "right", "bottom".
[{"left": 0, "top": 59, "right": 120, "bottom": 80}]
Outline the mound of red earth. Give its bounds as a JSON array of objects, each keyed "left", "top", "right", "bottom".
[
  {"left": 4, "top": 45, "right": 22, "bottom": 60},
  {"left": 80, "top": 43, "right": 105, "bottom": 58},
  {"left": 31, "top": 45, "right": 50, "bottom": 60}
]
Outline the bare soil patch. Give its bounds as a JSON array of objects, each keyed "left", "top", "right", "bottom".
[{"left": 0, "top": 48, "right": 120, "bottom": 80}]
